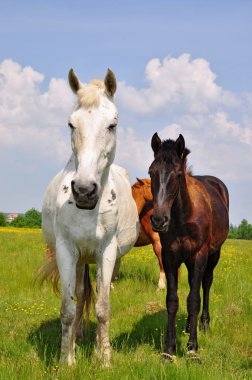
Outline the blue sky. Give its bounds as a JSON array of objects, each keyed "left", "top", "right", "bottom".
[{"left": 0, "top": 1, "right": 252, "bottom": 225}]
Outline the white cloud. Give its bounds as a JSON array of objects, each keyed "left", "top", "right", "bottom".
[
  {"left": 1, "top": 57, "right": 252, "bottom": 200},
  {"left": 0, "top": 59, "right": 73, "bottom": 162},
  {"left": 115, "top": 55, "right": 252, "bottom": 183},
  {"left": 116, "top": 127, "right": 153, "bottom": 175},
  {"left": 118, "top": 54, "right": 238, "bottom": 114}
]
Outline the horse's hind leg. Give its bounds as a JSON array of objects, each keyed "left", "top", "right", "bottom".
[
  {"left": 74, "top": 264, "right": 85, "bottom": 341},
  {"left": 200, "top": 249, "right": 220, "bottom": 331}
]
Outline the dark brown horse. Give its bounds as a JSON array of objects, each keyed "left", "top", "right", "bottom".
[
  {"left": 149, "top": 133, "right": 229, "bottom": 362},
  {"left": 132, "top": 178, "right": 165, "bottom": 289}
]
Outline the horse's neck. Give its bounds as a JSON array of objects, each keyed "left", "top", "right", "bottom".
[
  {"left": 172, "top": 172, "right": 192, "bottom": 226},
  {"left": 132, "top": 194, "right": 146, "bottom": 215}
]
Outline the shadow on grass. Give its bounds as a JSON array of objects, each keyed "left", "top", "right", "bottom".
[
  {"left": 28, "top": 311, "right": 188, "bottom": 366},
  {"left": 112, "top": 310, "right": 188, "bottom": 357},
  {"left": 28, "top": 318, "right": 97, "bottom": 367}
]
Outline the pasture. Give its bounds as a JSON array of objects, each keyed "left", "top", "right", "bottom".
[{"left": 0, "top": 227, "right": 251, "bottom": 379}]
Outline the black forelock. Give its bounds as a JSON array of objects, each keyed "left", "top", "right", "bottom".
[
  {"left": 155, "top": 138, "right": 190, "bottom": 167},
  {"left": 156, "top": 139, "right": 179, "bottom": 163}
]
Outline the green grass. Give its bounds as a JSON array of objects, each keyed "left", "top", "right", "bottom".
[{"left": 0, "top": 227, "right": 251, "bottom": 379}]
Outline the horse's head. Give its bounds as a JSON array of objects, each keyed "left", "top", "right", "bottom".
[
  {"left": 149, "top": 133, "right": 190, "bottom": 232},
  {"left": 68, "top": 68, "right": 118, "bottom": 209},
  {"left": 132, "top": 178, "right": 152, "bottom": 214}
]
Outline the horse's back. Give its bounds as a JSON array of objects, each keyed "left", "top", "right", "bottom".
[
  {"left": 195, "top": 175, "right": 229, "bottom": 248},
  {"left": 42, "top": 170, "right": 63, "bottom": 248},
  {"left": 195, "top": 175, "right": 229, "bottom": 209}
]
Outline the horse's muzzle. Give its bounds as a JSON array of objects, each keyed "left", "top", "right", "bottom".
[
  {"left": 150, "top": 214, "right": 169, "bottom": 232},
  {"left": 71, "top": 180, "right": 99, "bottom": 210}
]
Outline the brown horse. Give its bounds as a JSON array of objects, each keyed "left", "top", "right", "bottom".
[
  {"left": 132, "top": 178, "right": 166, "bottom": 289},
  {"left": 149, "top": 133, "right": 229, "bottom": 362}
]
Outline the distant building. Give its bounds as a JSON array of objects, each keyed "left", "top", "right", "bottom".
[{"left": 6, "top": 213, "right": 19, "bottom": 223}]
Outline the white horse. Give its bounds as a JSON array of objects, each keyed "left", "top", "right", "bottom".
[{"left": 40, "top": 68, "right": 139, "bottom": 367}]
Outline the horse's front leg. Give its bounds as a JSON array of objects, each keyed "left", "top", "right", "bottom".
[
  {"left": 56, "top": 240, "right": 78, "bottom": 365},
  {"left": 163, "top": 266, "right": 179, "bottom": 362},
  {"left": 161, "top": 246, "right": 180, "bottom": 362},
  {"left": 152, "top": 237, "right": 166, "bottom": 290},
  {"left": 186, "top": 247, "right": 208, "bottom": 358},
  {"left": 95, "top": 237, "right": 117, "bottom": 367}
]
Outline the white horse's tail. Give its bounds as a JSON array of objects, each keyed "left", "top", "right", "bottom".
[
  {"left": 35, "top": 246, "right": 60, "bottom": 294},
  {"left": 35, "top": 247, "right": 94, "bottom": 329}
]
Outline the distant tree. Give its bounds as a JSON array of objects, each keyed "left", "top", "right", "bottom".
[
  {"left": 10, "top": 208, "right": 42, "bottom": 228},
  {"left": 24, "top": 208, "right": 42, "bottom": 227},
  {"left": 10, "top": 215, "right": 26, "bottom": 227},
  {"left": 237, "top": 219, "right": 252, "bottom": 240},
  {"left": 228, "top": 219, "right": 252, "bottom": 240},
  {"left": 228, "top": 224, "right": 238, "bottom": 239},
  {"left": 0, "top": 212, "right": 7, "bottom": 226}
]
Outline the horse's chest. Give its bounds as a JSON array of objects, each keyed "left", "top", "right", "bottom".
[
  {"left": 170, "top": 236, "right": 195, "bottom": 253},
  {"left": 58, "top": 200, "right": 118, "bottom": 256}
]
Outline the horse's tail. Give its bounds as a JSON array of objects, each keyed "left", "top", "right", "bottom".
[
  {"left": 82, "top": 264, "right": 94, "bottom": 330},
  {"left": 35, "top": 246, "right": 60, "bottom": 294},
  {"left": 35, "top": 247, "right": 94, "bottom": 330}
]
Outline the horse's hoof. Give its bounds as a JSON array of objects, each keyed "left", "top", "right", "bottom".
[
  {"left": 161, "top": 353, "right": 177, "bottom": 364},
  {"left": 60, "top": 354, "right": 76, "bottom": 366},
  {"left": 102, "top": 360, "right": 111, "bottom": 369},
  {"left": 186, "top": 350, "right": 201, "bottom": 363},
  {"left": 158, "top": 273, "right": 166, "bottom": 290},
  {"left": 157, "top": 280, "right": 166, "bottom": 290}
]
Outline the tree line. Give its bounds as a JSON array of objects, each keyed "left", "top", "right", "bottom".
[
  {"left": 228, "top": 219, "right": 252, "bottom": 240},
  {"left": 0, "top": 208, "right": 42, "bottom": 228},
  {"left": 0, "top": 210, "right": 252, "bottom": 239}
]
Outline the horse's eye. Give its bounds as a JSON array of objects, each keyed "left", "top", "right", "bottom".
[
  {"left": 68, "top": 122, "right": 75, "bottom": 129},
  {"left": 108, "top": 124, "right": 116, "bottom": 132}
]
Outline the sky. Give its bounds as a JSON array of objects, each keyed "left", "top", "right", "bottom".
[{"left": 0, "top": 0, "right": 252, "bottom": 225}]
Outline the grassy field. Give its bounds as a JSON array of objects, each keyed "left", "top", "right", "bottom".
[{"left": 0, "top": 227, "right": 251, "bottom": 380}]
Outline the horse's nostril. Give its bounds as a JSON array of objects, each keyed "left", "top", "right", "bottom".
[
  {"left": 90, "top": 183, "right": 97, "bottom": 194},
  {"left": 87, "top": 183, "right": 98, "bottom": 199},
  {"left": 151, "top": 214, "right": 168, "bottom": 229},
  {"left": 71, "top": 180, "right": 77, "bottom": 194}
]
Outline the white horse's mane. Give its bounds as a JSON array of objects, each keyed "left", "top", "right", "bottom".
[{"left": 77, "top": 79, "right": 105, "bottom": 108}]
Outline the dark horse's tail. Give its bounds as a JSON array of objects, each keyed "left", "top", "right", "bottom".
[{"left": 35, "top": 247, "right": 93, "bottom": 329}]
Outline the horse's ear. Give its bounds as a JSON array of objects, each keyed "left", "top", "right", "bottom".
[
  {"left": 136, "top": 177, "right": 145, "bottom": 186},
  {"left": 175, "top": 134, "right": 185, "bottom": 157},
  {"left": 182, "top": 148, "right": 190, "bottom": 162},
  {"left": 104, "top": 68, "right": 117, "bottom": 97},
  {"left": 68, "top": 68, "right": 80, "bottom": 94},
  {"left": 151, "top": 132, "right": 162, "bottom": 155}
]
